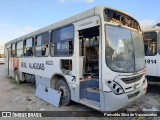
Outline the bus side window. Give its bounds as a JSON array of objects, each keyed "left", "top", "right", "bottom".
[
  {"left": 61, "top": 59, "right": 72, "bottom": 70},
  {"left": 144, "top": 32, "right": 157, "bottom": 56},
  {"left": 35, "top": 32, "right": 49, "bottom": 57},
  {"left": 51, "top": 25, "right": 74, "bottom": 56},
  {"left": 69, "top": 41, "right": 73, "bottom": 55},
  {"left": 17, "top": 41, "right": 23, "bottom": 58},
  {"left": 11, "top": 43, "right": 16, "bottom": 58},
  {"left": 24, "top": 38, "right": 33, "bottom": 57},
  {"left": 45, "top": 45, "right": 49, "bottom": 56},
  {"left": 51, "top": 43, "right": 54, "bottom": 56}
]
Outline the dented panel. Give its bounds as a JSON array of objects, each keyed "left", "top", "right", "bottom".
[
  {"left": 35, "top": 75, "right": 51, "bottom": 88},
  {"left": 35, "top": 84, "right": 61, "bottom": 107}
]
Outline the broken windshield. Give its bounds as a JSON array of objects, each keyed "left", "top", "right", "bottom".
[{"left": 105, "top": 25, "right": 145, "bottom": 73}]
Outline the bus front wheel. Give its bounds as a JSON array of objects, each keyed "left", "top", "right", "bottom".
[{"left": 55, "top": 79, "right": 71, "bottom": 106}]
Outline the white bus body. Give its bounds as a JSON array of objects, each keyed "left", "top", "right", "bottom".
[
  {"left": 143, "top": 26, "right": 160, "bottom": 83},
  {"left": 0, "top": 54, "right": 4, "bottom": 64},
  {"left": 0, "top": 58, "right": 4, "bottom": 64},
  {"left": 4, "top": 6, "right": 147, "bottom": 112}
]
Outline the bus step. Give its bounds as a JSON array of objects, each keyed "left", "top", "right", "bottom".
[
  {"left": 85, "top": 87, "right": 100, "bottom": 93},
  {"left": 80, "top": 98, "right": 100, "bottom": 111},
  {"left": 82, "top": 87, "right": 100, "bottom": 102}
]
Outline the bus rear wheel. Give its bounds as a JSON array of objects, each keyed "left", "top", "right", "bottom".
[{"left": 55, "top": 79, "right": 71, "bottom": 106}]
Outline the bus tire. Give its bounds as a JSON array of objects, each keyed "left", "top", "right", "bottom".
[
  {"left": 14, "top": 70, "right": 21, "bottom": 84},
  {"left": 55, "top": 79, "right": 71, "bottom": 106}
]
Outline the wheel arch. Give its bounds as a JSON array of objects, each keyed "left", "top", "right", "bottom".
[{"left": 50, "top": 73, "right": 69, "bottom": 89}]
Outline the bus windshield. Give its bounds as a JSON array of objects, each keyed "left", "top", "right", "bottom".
[{"left": 105, "top": 25, "right": 145, "bottom": 73}]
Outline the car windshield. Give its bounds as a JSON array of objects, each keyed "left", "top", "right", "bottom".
[{"left": 105, "top": 25, "right": 145, "bottom": 73}]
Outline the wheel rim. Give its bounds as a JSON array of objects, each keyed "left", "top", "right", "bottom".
[{"left": 58, "top": 85, "right": 68, "bottom": 102}]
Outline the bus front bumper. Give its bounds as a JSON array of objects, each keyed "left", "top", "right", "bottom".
[{"left": 102, "top": 80, "right": 147, "bottom": 111}]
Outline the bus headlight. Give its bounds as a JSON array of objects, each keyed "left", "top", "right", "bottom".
[{"left": 105, "top": 80, "right": 124, "bottom": 95}]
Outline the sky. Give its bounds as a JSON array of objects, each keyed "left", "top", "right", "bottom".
[{"left": 0, "top": 0, "right": 160, "bottom": 53}]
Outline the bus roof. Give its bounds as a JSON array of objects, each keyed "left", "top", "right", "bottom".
[
  {"left": 5, "top": 6, "right": 137, "bottom": 46},
  {"left": 142, "top": 25, "right": 160, "bottom": 32}
]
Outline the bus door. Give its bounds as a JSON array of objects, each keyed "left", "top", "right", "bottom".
[
  {"left": 5, "top": 45, "right": 11, "bottom": 75},
  {"left": 74, "top": 16, "right": 101, "bottom": 109},
  {"left": 144, "top": 31, "right": 158, "bottom": 77},
  {"left": 78, "top": 26, "right": 100, "bottom": 105}
]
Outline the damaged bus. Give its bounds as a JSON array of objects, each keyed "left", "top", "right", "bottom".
[
  {"left": 143, "top": 26, "right": 160, "bottom": 83},
  {"left": 4, "top": 6, "right": 147, "bottom": 112}
]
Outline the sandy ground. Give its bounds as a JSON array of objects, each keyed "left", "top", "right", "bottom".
[{"left": 0, "top": 64, "right": 159, "bottom": 120}]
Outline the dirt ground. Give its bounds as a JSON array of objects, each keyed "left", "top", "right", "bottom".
[{"left": 0, "top": 64, "right": 160, "bottom": 120}]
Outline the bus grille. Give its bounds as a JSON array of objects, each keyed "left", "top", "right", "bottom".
[{"left": 121, "top": 74, "right": 143, "bottom": 84}]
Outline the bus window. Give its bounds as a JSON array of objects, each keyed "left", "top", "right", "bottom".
[
  {"left": 24, "top": 38, "right": 33, "bottom": 57},
  {"left": 35, "top": 32, "right": 49, "bottom": 57},
  {"left": 16, "top": 41, "right": 23, "bottom": 58},
  {"left": 61, "top": 59, "right": 72, "bottom": 70},
  {"left": 11, "top": 43, "right": 16, "bottom": 57},
  {"left": 144, "top": 32, "right": 157, "bottom": 56},
  {"left": 51, "top": 25, "right": 74, "bottom": 56}
]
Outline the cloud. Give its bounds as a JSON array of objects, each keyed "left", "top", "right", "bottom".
[
  {"left": 58, "top": 0, "right": 94, "bottom": 3},
  {"left": 139, "top": 19, "right": 155, "bottom": 27},
  {"left": 59, "top": 0, "right": 66, "bottom": 3},
  {"left": 0, "top": 24, "right": 37, "bottom": 54},
  {"left": 140, "top": 18, "right": 160, "bottom": 28},
  {"left": 85, "top": 0, "right": 94, "bottom": 3},
  {"left": 0, "top": 23, "right": 37, "bottom": 44},
  {"left": 155, "top": 17, "right": 160, "bottom": 23}
]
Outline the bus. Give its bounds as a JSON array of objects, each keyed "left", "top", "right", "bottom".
[
  {"left": 0, "top": 54, "right": 4, "bottom": 64},
  {"left": 143, "top": 25, "right": 160, "bottom": 83},
  {"left": 4, "top": 6, "right": 147, "bottom": 112}
]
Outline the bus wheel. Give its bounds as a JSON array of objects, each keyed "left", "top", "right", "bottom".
[
  {"left": 14, "top": 70, "right": 21, "bottom": 84},
  {"left": 55, "top": 79, "right": 71, "bottom": 106}
]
